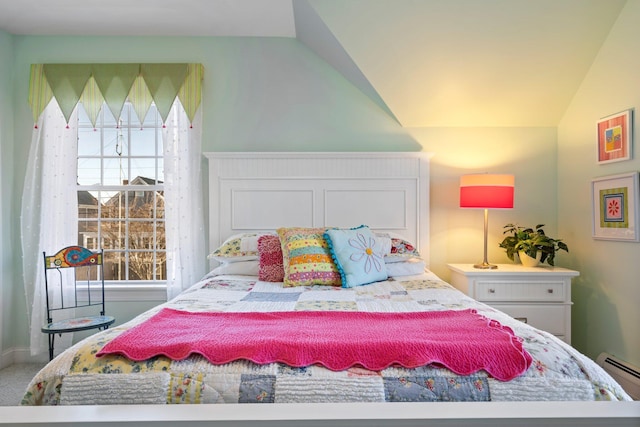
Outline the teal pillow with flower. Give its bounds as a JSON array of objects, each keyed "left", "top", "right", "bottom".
[{"left": 324, "top": 225, "right": 390, "bottom": 288}]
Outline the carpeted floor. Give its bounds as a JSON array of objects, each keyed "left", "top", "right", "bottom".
[{"left": 0, "top": 364, "right": 45, "bottom": 406}]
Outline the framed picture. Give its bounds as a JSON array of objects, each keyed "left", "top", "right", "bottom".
[
  {"left": 597, "top": 109, "right": 633, "bottom": 164},
  {"left": 591, "top": 172, "right": 639, "bottom": 241}
]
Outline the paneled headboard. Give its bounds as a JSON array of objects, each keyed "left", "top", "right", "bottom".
[{"left": 204, "top": 152, "right": 432, "bottom": 267}]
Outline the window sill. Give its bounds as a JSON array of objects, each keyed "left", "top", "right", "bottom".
[{"left": 78, "top": 284, "right": 167, "bottom": 303}]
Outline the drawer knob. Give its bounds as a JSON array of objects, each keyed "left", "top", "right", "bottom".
[
  {"left": 547, "top": 289, "right": 554, "bottom": 294},
  {"left": 488, "top": 289, "right": 496, "bottom": 293}
]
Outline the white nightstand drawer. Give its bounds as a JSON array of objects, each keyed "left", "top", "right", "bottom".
[
  {"left": 475, "top": 281, "right": 566, "bottom": 302},
  {"left": 494, "top": 304, "right": 567, "bottom": 336},
  {"left": 447, "top": 264, "right": 578, "bottom": 344}
]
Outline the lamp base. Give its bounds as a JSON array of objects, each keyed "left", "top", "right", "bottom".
[{"left": 473, "top": 262, "right": 498, "bottom": 269}]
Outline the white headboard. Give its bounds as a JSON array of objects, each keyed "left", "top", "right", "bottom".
[{"left": 204, "top": 152, "right": 431, "bottom": 267}]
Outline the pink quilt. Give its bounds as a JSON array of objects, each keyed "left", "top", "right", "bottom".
[{"left": 97, "top": 308, "right": 532, "bottom": 381}]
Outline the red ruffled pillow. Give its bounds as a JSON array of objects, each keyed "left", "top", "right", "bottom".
[{"left": 257, "top": 235, "right": 284, "bottom": 282}]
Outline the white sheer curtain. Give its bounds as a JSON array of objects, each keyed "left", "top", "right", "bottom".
[
  {"left": 21, "top": 101, "right": 79, "bottom": 356},
  {"left": 163, "top": 101, "right": 206, "bottom": 300}
]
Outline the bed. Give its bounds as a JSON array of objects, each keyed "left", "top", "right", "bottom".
[
  {"left": 24, "top": 266, "right": 629, "bottom": 405},
  {"left": 6, "top": 152, "right": 638, "bottom": 426}
]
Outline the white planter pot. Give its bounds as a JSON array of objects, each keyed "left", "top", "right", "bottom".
[{"left": 519, "top": 251, "right": 542, "bottom": 267}]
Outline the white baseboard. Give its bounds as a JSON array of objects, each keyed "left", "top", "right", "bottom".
[{"left": 0, "top": 347, "right": 48, "bottom": 369}]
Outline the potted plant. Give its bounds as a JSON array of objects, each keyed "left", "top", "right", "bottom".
[{"left": 499, "top": 224, "right": 569, "bottom": 267}]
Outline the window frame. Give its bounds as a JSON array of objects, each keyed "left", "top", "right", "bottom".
[{"left": 76, "top": 102, "right": 167, "bottom": 286}]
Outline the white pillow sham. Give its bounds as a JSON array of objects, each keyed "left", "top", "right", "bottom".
[
  {"left": 208, "top": 260, "right": 260, "bottom": 276},
  {"left": 385, "top": 258, "right": 426, "bottom": 277}
]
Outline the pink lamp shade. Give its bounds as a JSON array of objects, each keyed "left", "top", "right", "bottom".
[{"left": 460, "top": 174, "right": 515, "bottom": 209}]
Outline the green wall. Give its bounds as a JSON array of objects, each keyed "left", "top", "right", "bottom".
[
  {"left": 558, "top": 0, "right": 640, "bottom": 367},
  {"left": 0, "top": 29, "right": 14, "bottom": 358},
  {"left": 408, "top": 126, "right": 559, "bottom": 276}
]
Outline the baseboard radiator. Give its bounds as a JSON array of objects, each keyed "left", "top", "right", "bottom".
[{"left": 597, "top": 352, "right": 640, "bottom": 400}]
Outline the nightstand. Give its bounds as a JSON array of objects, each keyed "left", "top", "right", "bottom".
[{"left": 447, "top": 263, "right": 579, "bottom": 344}]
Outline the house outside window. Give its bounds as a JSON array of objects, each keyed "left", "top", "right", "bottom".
[{"left": 77, "top": 102, "right": 166, "bottom": 283}]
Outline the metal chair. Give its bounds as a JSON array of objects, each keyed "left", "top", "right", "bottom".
[{"left": 41, "top": 245, "right": 115, "bottom": 360}]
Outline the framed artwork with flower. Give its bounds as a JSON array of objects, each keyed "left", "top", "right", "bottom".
[
  {"left": 596, "top": 109, "right": 633, "bottom": 164},
  {"left": 591, "top": 172, "right": 639, "bottom": 241}
]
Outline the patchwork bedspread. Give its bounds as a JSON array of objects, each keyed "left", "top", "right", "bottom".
[{"left": 22, "top": 272, "right": 631, "bottom": 405}]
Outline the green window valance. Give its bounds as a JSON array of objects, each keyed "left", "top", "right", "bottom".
[{"left": 29, "top": 63, "right": 204, "bottom": 127}]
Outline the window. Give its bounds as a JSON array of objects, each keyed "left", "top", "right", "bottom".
[{"left": 77, "top": 102, "right": 166, "bottom": 283}]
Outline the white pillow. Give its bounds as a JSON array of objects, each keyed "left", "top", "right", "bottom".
[
  {"left": 385, "top": 258, "right": 426, "bottom": 277},
  {"left": 208, "top": 260, "right": 259, "bottom": 277}
]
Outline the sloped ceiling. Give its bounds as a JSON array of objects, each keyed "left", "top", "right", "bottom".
[
  {"left": 0, "top": 0, "right": 629, "bottom": 127},
  {"left": 297, "top": 0, "right": 627, "bottom": 127}
]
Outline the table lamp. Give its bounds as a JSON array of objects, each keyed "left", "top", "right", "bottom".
[{"left": 460, "top": 173, "right": 515, "bottom": 269}]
